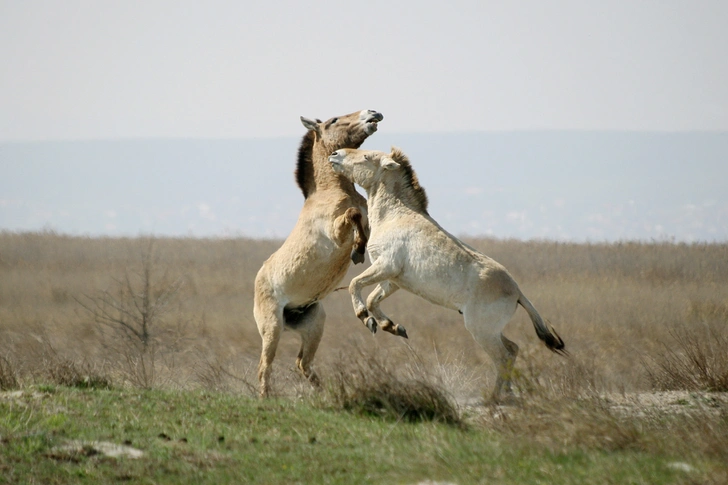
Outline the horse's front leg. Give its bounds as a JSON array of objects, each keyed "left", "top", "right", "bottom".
[
  {"left": 332, "top": 208, "right": 367, "bottom": 264},
  {"left": 366, "top": 281, "right": 407, "bottom": 338},
  {"left": 349, "top": 262, "right": 399, "bottom": 334}
]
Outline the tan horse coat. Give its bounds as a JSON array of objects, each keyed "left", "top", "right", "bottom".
[
  {"left": 328, "top": 147, "right": 565, "bottom": 401},
  {"left": 253, "top": 110, "right": 383, "bottom": 397}
]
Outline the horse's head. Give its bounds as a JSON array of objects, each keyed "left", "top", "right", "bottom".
[
  {"left": 328, "top": 148, "right": 399, "bottom": 191},
  {"left": 330, "top": 147, "right": 428, "bottom": 212},
  {"left": 300, "top": 110, "right": 383, "bottom": 152}
]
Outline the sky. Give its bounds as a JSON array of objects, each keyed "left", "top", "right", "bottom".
[
  {"left": 1, "top": 1, "right": 728, "bottom": 141},
  {"left": 3, "top": 132, "right": 726, "bottom": 242},
  {"left": 1, "top": 1, "right": 727, "bottom": 242}
]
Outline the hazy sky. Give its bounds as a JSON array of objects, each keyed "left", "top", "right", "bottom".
[{"left": 2, "top": 1, "right": 727, "bottom": 141}]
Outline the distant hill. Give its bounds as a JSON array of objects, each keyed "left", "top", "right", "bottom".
[{"left": 2, "top": 132, "right": 727, "bottom": 242}]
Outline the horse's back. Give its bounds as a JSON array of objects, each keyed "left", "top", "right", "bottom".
[{"left": 374, "top": 214, "right": 518, "bottom": 309}]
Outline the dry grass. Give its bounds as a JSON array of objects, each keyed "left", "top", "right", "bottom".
[
  {"left": 43, "top": 358, "right": 112, "bottom": 390},
  {"left": 0, "top": 355, "right": 18, "bottom": 390},
  {"left": 1, "top": 231, "right": 727, "bottom": 398},
  {"left": 2, "top": 231, "right": 728, "bottom": 477},
  {"left": 474, "top": 366, "right": 728, "bottom": 470},
  {"left": 320, "top": 347, "right": 462, "bottom": 426},
  {"left": 646, "top": 320, "right": 728, "bottom": 392},
  {"left": 0, "top": 231, "right": 272, "bottom": 391}
]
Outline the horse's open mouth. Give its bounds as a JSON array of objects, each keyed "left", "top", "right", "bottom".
[
  {"left": 364, "top": 113, "right": 383, "bottom": 133},
  {"left": 366, "top": 112, "right": 384, "bottom": 124}
]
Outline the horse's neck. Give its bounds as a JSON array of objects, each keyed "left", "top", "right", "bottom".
[
  {"left": 366, "top": 184, "right": 413, "bottom": 225},
  {"left": 310, "top": 145, "right": 358, "bottom": 197}
]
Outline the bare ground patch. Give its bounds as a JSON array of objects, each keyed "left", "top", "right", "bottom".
[{"left": 605, "top": 390, "right": 728, "bottom": 418}]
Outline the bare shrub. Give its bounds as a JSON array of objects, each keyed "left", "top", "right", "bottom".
[
  {"left": 0, "top": 332, "right": 114, "bottom": 390},
  {"left": 480, "top": 364, "right": 643, "bottom": 453},
  {"left": 479, "top": 355, "right": 728, "bottom": 462},
  {"left": 22, "top": 336, "right": 113, "bottom": 389},
  {"left": 76, "top": 238, "right": 188, "bottom": 388},
  {"left": 645, "top": 320, "right": 728, "bottom": 392},
  {"left": 0, "top": 355, "right": 19, "bottom": 390},
  {"left": 492, "top": 398, "right": 643, "bottom": 453},
  {"left": 321, "top": 348, "right": 462, "bottom": 426},
  {"left": 45, "top": 359, "right": 112, "bottom": 390},
  {"left": 191, "top": 351, "right": 258, "bottom": 395}
]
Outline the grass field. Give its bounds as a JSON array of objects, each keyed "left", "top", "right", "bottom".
[
  {"left": 1, "top": 232, "right": 727, "bottom": 483},
  {"left": 2, "top": 386, "right": 725, "bottom": 484}
]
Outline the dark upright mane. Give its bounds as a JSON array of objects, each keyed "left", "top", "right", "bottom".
[
  {"left": 390, "top": 147, "right": 429, "bottom": 215},
  {"left": 295, "top": 130, "right": 316, "bottom": 198}
]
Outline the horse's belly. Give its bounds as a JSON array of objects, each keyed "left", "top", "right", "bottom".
[
  {"left": 395, "top": 271, "right": 466, "bottom": 311},
  {"left": 266, "top": 232, "right": 352, "bottom": 305}
]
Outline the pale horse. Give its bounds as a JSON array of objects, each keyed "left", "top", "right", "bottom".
[{"left": 328, "top": 147, "right": 566, "bottom": 401}]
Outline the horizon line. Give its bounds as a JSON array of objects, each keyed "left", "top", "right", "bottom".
[
  {"left": 1, "top": 228, "right": 725, "bottom": 246},
  {"left": 3, "top": 128, "right": 728, "bottom": 145}
]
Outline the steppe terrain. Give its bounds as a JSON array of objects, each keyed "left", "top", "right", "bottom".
[{"left": 1, "top": 232, "right": 726, "bottom": 483}]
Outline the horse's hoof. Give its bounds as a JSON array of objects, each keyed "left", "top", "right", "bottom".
[
  {"left": 396, "top": 326, "right": 408, "bottom": 339},
  {"left": 366, "top": 317, "right": 377, "bottom": 334},
  {"left": 351, "top": 250, "right": 365, "bottom": 265}
]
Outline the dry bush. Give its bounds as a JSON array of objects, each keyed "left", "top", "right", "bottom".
[
  {"left": 0, "top": 335, "right": 112, "bottom": 390},
  {"left": 191, "top": 350, "right": 258, "bottom": 395},
  {"left": 75, "top": 238, "right": 192, "bottom": 388},
  {"left": 487, "top": 396, "right": 643, "bottom": 453},
  {"left": 483, "top": 359, "right": 643, "bottom": 452},
  {"left": 510, "top": 347, "right": 605, "bottom": 401},
  {"left": 0, "top": 355, "right": 19, "bottom": 390},
  {"left": 320, "top": 348, "right": 462, "bottom": 426},
  {"left": 645, "top": 320, "right": 728, "bottom": 392},
  {"left": 27, "top": 336, "right": 113, "bottom": 390},
  {"left": 0, "top": 232, "right": 272, "bottom": 383},
  {"left": 479, "top": 361, "right": 728, "bottom": 463},
  {"left": 43, "top": 359, "right": 112, "bottom": 390}
]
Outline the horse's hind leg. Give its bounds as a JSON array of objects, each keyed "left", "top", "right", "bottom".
[
  {"left": 366, "top": 281, "right": 408, "bottom": 338},
  {"left": 293, "top": 303, "right": 325, "bottom": 388},
  {"left": 463, "top": 299, "right": 519, "bottom": 403},
  {"left": 348, "top": 261, "right": 400, "bottom": 334},
  {"left": 475, "top": 332, "right": 519, "bottom": 403},
  {"left": 254, "top": 286, "right": 283, "bottom": 398},
  {"left": 497, "top": 334, "right": 519, "bottom": 397}
]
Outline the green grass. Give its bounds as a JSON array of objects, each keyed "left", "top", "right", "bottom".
[{"left": 1, "top": 386, "right": 721, "bottom": 484}]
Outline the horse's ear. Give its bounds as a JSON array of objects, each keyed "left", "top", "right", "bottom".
[
  {"left": 381, "top": 157, "right": 400, "bottom": 170},
  {"left": 300, "top": 116, "right": 321, "bottom": 135}
]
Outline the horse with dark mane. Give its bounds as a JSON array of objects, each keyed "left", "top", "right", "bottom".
[{"left": 253, "top": 110, "right": 383, "bottom": 397}]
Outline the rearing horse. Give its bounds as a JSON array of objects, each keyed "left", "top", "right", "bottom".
[
  {"left": 329, "top": 146, "right": 566, "bottom": 402},
  {"left": 253, "top": 109, "right": 383, "bottom": 397}
]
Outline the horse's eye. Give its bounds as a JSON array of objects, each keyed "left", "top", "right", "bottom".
[{"left": 330, "top": 118, "right": 338, "bottom": 124}]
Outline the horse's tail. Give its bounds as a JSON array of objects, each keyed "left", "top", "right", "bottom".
[{"left": 517, "top": 291, "right": 567, "bottom": 356}]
